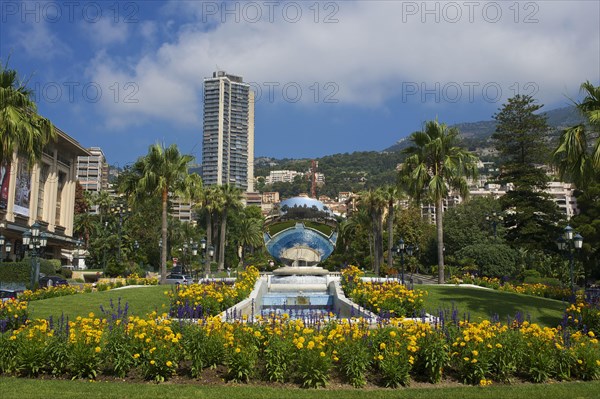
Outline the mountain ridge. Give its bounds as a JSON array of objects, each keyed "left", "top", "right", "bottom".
[{"left": 384, "top": 105, "right": 585, "bottom": 153}]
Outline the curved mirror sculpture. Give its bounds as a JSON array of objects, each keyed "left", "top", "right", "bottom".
[{"left": 264, "top": 197, "right": 338, "bottom": 266}]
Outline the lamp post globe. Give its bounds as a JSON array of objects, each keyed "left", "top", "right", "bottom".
[{"left": 557, "top": 226, "right": 583, "bottom": 302}]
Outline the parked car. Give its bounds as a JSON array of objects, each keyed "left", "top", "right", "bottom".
[
  {"left": 0, "top": 289, "right": 20, "bottom": 302},
  {"left": 39, "top": 275, "right": 69, "bottom": 288},
  {"left": 164, "top": 274, "right": 192, "bottom": 285}
]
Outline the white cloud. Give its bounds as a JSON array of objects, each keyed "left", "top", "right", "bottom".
[
  {"left": 11, "top": 20, "right": 71, "bottom": 61},
  {"left": 139, "top": 21, "right": 158, "bottom": 41},
  {"left": 88, "top": 0, "right": 600, "bottom": 128},
  {"left": 81, "top": 17, "right": 129, "bottom": 47}
]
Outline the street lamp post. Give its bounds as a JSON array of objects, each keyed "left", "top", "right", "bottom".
[
  {"left": 182, "top": 241, "right": 188, "bottom": 272},
  {"left": 133, "top": 240, "right": 142, "bottom": 272},
  {"left": 158, "top": 238, "right": 163, "bottom": 273},
  {"left": 556, "top": 225, "right": 584, "bottom": 301},
  {"left": 486, "top": 211, "right": 503, "bottom": 239},
  {"left": 200, "top": 238, "right": 215, "bottom": 277},
  {"left": 191, "top": 241, "right": 198, "bottom": 280},
  {"left": 181, "top": 239, "right": 196, "bottom": 275},
  {"left": 0, "top": 234, "right": 13, "bottom": 263},
  {"left": 22, "top": 222, "right": 48, "bottom": 289},
  {"left": 393, "top": 238, "right": 418, "bottom": 286},
  {"left": 74, "top": 238, "right": 82, "bottom": 270},
  {"left": 110, "top": 202, "right": 130, "bottom": 265}
]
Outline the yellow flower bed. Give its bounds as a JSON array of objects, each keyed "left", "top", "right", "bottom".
[
  {"left": 3, "top": 310, "right": 600, "bottom": 385},
  {"left": 168, "top": 266, "right": 260, "bottom": 317},
  {"left": 341, "top": 265, "right": 427, "bottom": 316}
]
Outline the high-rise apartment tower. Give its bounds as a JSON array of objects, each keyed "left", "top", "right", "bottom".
[{"left": 201, "top": 71, "right": 254, "bottom": 192}]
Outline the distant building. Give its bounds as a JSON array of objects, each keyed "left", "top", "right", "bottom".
[
  {"left": 201, "top": 70, "right": 254, "bottom": 192},
  {"left": 171, "top": 197, "right": 194, "bottom": 223},
  {"left": 76, "top": 147, "right": 108, "bottom": 192},
  {"left": 262, "top": 192, "right": 280, "bottom": 204},
  {"left": 265, "top": 170, "right": 302, "bottom": 185},
  {"left": 338, "top": 192, "right": 352, "bottom": 203},
  {"left": 421, "top": 181, "right": 578, "bottom": 224},
  {"left": 314, "top": 172, "right": 325, "bottom": 185},
  {"left": 244, "top": 191, "right": 262, "bottom": 207},
  {"left": 546, "top": 181, "right": 578, "bottom": 219}
]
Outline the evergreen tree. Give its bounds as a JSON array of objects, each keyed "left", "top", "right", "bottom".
[
  {"left": 492, "top": 94, "right": 550, "bottom": 170},
  {"left": 492, "top": 95, "right": 563, "bottom": 252}
]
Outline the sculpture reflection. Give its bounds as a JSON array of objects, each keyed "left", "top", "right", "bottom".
[{"left": 264, "top": 197, "right": 338, "bottom": 267}]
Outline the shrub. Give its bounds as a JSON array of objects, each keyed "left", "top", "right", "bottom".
[
  {"left": 523, "top": 276, "right": 562, "bottom": 287},
  {"left": 0, "top": 261, "right": 53, "bottom": 284},
  {"left": 61, "top": 268, "right": 73, "bottom": 279}
]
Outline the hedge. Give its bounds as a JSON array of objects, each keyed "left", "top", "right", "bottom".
[{"left": 0, "top": 260, "right": 55, "bottom": 284}]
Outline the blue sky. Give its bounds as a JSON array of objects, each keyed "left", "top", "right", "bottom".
[{"left": 1, "top": 1, "right": 599, "bottom": 166}]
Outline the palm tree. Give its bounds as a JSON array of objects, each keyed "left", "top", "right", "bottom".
[
  {"left": 338, "top": 207, "right": 371, "bottom": 266},
  {"left": 74, "top": 211, "right": 96, "bottom": 248},
  {"left": 400, "top": 120, "right": 479, "bottom": 283},
  {"left": 199, "top": 186, "right": 224, "bottom": 274},
  {"left": 92, "top": 190, "right": 114, "bottom": 223},
  {"left": 383, "top": 185, "right": 402, "bottom": 271},
  {"left": 0, "top": 62, "right": 55, "bottom": 167},
  {"left": 359, "top": 188, "right": 387, "bottom": 275},
  {"left": 217, "top": 185, "right": 243, "bottom": 271},
  {"left": 124, "top": 143, "right": 193, "bottom": 284},
  {"left": 236, "top": 217, "right": 263, "bottom": 267},
  {"left": 553, "top": 81, "right": 600, "bottom": 188}
]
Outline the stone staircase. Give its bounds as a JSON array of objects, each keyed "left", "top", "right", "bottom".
[{"left": 409, "top": 272, "right": 439, "bottom": 285}]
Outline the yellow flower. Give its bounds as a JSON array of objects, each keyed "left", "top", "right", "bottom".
[
  {"left": 133, "top": 353, "right": 140, "bottom": 359},
  {"left": 377, "top": 354, "right": 384, "bottom": 361},
  {"left": 320, "top": 351, "right": 326, "bottom": 357},
  {"left": 235, "top": 347, "right": 241, "bottom": 353},
  {"left": 166, "top": 361, "right": 173, "bottom": 367},
  {"left": 150, "top": 360, "right": 156, "bottom": 365},
  {"left": 380, "top": 342, "right": 386, "bottom": 350},
  {"left": 95, "top": 346, "right": 101, "bottom": 353},
  {"left": 389, "top": 331, "right": 396, "bottom": 338}
]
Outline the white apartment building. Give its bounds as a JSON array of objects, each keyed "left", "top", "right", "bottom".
[
  {"left": 76, "top": 147, "right": 108, "bottom": 192},
  {"left": 201, "top": 71, "right": 255, "bottom": 192},
  {"left": 265, "top": 170, "right": 302, "bottom": 185}
]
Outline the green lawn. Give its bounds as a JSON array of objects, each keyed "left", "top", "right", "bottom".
[
  {"left": 266, "top": 220, "right": 296, "bottom": 236},
  {"left": 27, "top": 285, "right": 171, "bottom": 320},
  {"left": 26, "top": 283, "right": 567, "bottom": 328},
  {"left": 1, "top": 377, "right": 599, "bottom": 399},
  {"left": 421, "top": 285, "right": 567, "bottom": 327},
  {"left": 304, "top": 221, "right": 334, "bottom": 236}
]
